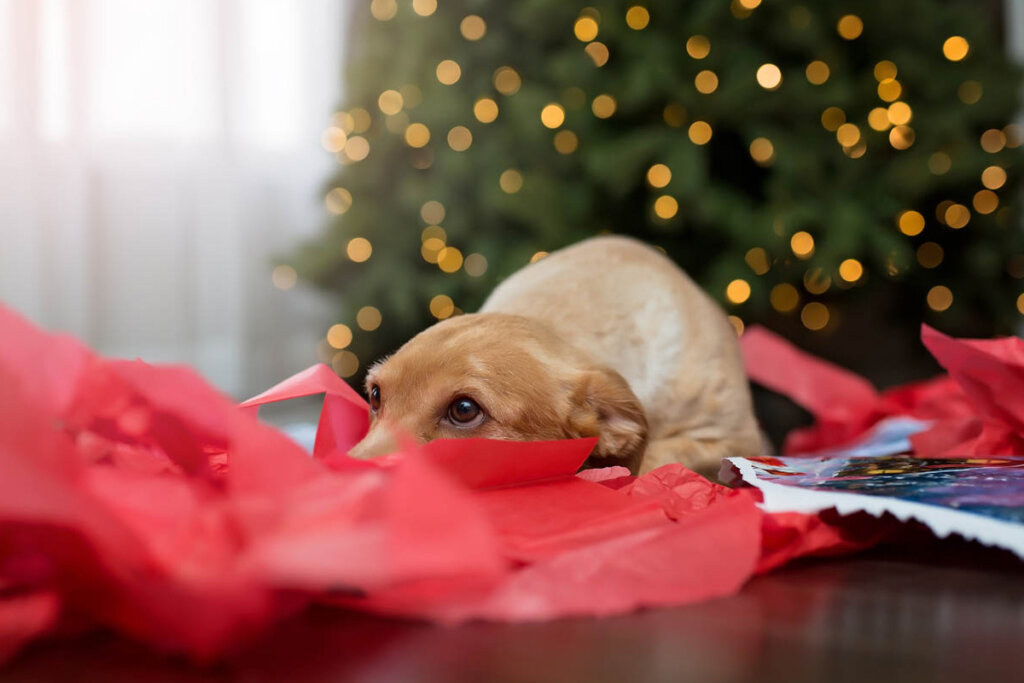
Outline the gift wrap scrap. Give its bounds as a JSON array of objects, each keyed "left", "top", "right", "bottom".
[{"left": 0, "top": 304, "right": 1019, "bottom": 663}]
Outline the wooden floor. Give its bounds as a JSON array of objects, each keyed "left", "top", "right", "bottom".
[{"left": 7, "top": 535, "right": 1024, "bottom": 683}]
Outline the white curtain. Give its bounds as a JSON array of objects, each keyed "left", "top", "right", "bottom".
[{"left": 0, "top": 0, "right": 347, "bottom": 398}]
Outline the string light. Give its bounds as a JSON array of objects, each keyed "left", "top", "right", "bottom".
[
  {"left": 493, "top": 67, "right": 522, "bottom": 95},
  {"left": 688, "top": 121, "right": 712, "bottom": 144},
  {"left": 404, "top": 123, "right": 430, "bottom": 147},
  {"left": 837, "top": 15, "right": 863, "bottom": 40},
  {"left": 868, "top": 107, "right": 891, "bottom": 131},
  {"left": 271, "top": 265, "right": 297, "bottom": 291},
  {"left": 749, "top": 137, "right": 774, "bottom": 166},
  {"left": 973, "top": 190, "right": 999, "bottom": 215},
  {"left": 591, "top": 95, "right": 617, "bottom": 118},
  {"left": 325, "top": 188, "right": 353, "bottom": 215},
  {"left": 356, "top": 306, "right": 382, "bottom": 331},
  {"left": 877, "top": 79, "right": 901, "bottom": 102},
  {"left": 728, "top": 316, "right": 745, "bottom": 336},
  {"left": 436, "top": 60, "right": 462, "bottom": 85},
  {"left": 421, "top": 226, "right": 446, "bottom": 242},
  {"left": 344, "top": 136, "right": 370, "bottom": 161},
  {"left": 917, "top": 242, "right": 944, "bottom": 268},
  {"left": 377, "top": 90, "right": 403, "bottom": 115},
  {"left": 553, "top": 130, "right": 578, "bottom": 154},
  {"left": 646, "top": 164, "right": 672, "bottom": 188},
  {"left": 500, "top": 169, "right": 524, "bottom": 193},
  {"left": 821, "top": 107, "right": 846, "bottom": 131},
  {"left": 447, "top": 126, "right": 472, "bottom": 151},
  {"left": 770, "top": 283, "right": 800, "bottom": 312},
  {"left": 625, "top": 6, "right": 650, "bottom": 30},
  {"left": 958, "top": 81, "right": 983, "bottom": 104},
  {"left": 982, "top": 166, "right": 1007, "bottom": 189},
  {"left": 574, "top": 17, "right": 599, "bottom": 42},
  {"left": 321, "top": 127, "right": 347, "bottom": 152},
  {"left": 332, "top": 351, "right": 359, "bottom": 378},
  {"left": 653, "top": 195, "right": 679, "bottom": 219},
  {"left": 836, "top": 123, "right": 861, "bottom": 147},
  {"left": 370, "top": 0, "right": 397, "bottom": 21},
  {"left": 927, "top": 285, "right": 953, "bottom": 311},
  {"left": 421, "top": 238, "right": 445, "bottom": 263},
  {"left": 943, "top": 36, "right": 970, "bottom": 61},
  {"left": 349, "top": 108, "right": 372, "bottom": 133},
  {"left": 726, "top": 279, "right": 751, "bottom": 304},
  {"left": 805, "top": 60, "right": 830, "bottom": 85},
  {"left": 430, "top": 295, "right": 455, "bottom": 319},
  {"left": 686, "top": 35, "right": 710, "bottom": 59},
  {"left": 889, "top": 125, "right": 915, "bottom": 150},
  {"left": 803, "top": 268, "right": 831, "bottom": 294},
  {"left": 928, "top": 152, "right": 952, "bottom": 175},
  {"left": 898, "top": 210, "right": 925, "bottom": 236},
  {"left": 663, "top": 104, "right": 686, "bottom": 127},
  {"left": 464, "top": 253, "right": 488, "bottom": 276},
  {"left": 586, "top": 42, "right": 610, "bottom": 66},
  {"left": 437, "top": 247, "right": 464, "bottom": 273},
  {"left": 839, "top": 259, "right": 864, "bottom": 282},
  {"left": 944, "top": 203, "right": 971, "bottom": 229},
  {"left": 327, "top": 323, "right": 353, "bottom": 349},
  {"left": 801, "top": 302, "right": 830, "bottom": 330},
  {"left": 744, "top": 247, "right": 770, "bottom": 275},
  {"left": 981, "top": 129, "right": 1007, "bottom": 153},
  {"left": 541, "top": 103, "right": 566, "bottom": 128},
  {"left": 756, "top": 63, "right": 782, "bottom": 90},
  {"left": 474, "top": 98, "right": 499, "bottom": 124},
  {"left": 887, "top": 102, "right": 912, "bottom": 125},
  {"left": 411, "top": 0, "right": 436, "bottom": 16},
  {"left": 695, "top": 70, "right": 719, "bottom": 94},
  {"left": 873, "top": 60, "right": 897, "bottom": 80},
  {"left": 346, "top": 237, "right": 373, "bottom": 262},
  {"left": 790, "top": 231, "right": 815, "bottom": 258},
  {"left": 1017, "top": 293, "right": 1024, "bottom": 315},
  {"left": 531, "top": 251, "right": 549, "bottom": 263},
  {"left": 421, "top": 201, "right": 446, "bottom": 224},
  {"left": 460, "top": 15, "right": 486, "bottom": 41}
]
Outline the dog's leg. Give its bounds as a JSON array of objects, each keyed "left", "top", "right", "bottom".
[{"left": 640, "top": 434, "right": 762, "bottom": 480}]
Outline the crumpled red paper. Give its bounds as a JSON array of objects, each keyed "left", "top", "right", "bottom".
[
  {"left": 0, "top": 306, "right": 861, "bottom": 664},
  {"left": 740, "top": 324, "right": 1024, "bottom": 458}
]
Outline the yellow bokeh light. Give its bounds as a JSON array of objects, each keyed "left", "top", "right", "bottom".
[
  {"left": 647, "top": 164, "right": 672, "bottom": 188},
  {"left": 541, "top": 103, "right": 566, "bottom": 129},
  {"left": 430, "top": 294, "right": 455, "bottom": 319},
  {"left": 464, "top": 253, "right": 488, "bottom": 277},
  {"left": 421, "top": 237, "right": 445, "bottom": 264},
  {"left": 745, "top": 247, "right": 770, "bottom": 275},
  {"left": 271, "top": 264, "right": 297, "bottom": 291},
  {"left": 803, "top": 268, "right": 831, "bottom": 295},
  {"left": 327, "top": 323, "right": 353, "bottom": 349},
  {"left": 943, "top": 36, "right": 970, "bottom": 62},
  {"left": 981, "top": 129, "right": 1007, "bottom": 153},
  {"left": 447, "top": 125, "right": 472, "bottom": 151},
  {"left": 474, "top": 98, "right": 499, "bottom": 124},
  {"left": 688, "top": 121, "right": 713, "bottom": 145},
  {"left": 944, "top": 203, "right": 971, "bottom": 229},
  {"left": 838, "top": 258, "right": 864, "bottom": 282},
  {"left": 421, "top": 200, "right": 445, "bottom": 224},
  {"left": 877, "top": 78, "right": 901, "bottom": 102},
  {"left": 728, "top": 316, "right": 745, "bottom": 336},
  {"left": 805, "top": 60, "right": 830, "bottom": 85},
  {"left": 695, "top": 70, "right": 719, "bottom": 94},
  {"left": 749, "top": 137, "right": 774, "bottom": 165},
  {"left": 929, "top": 152, "right": 952, "bottom": 175},
  {"left": 653, "top": 195, "right": 679, "bottom": 219},
  {"left": 625, "top": 6, "right": 650, "bottom": 30},
  {"left": 436, "top": 59, "right": 461, "bottom": 85},
  {"left": 739, "top": 0, "right": 762, "bottom": 7},
  {"left": 837, "top": 15, "right": 863, "bottom": 40},
  {"left": 770, "top": 283, "right": 800, "bottom": 313},
  {"left": 790, "top": 231, "right": 815, "bottom": 258},
  {"left": 868, "top": 107, "right": 891, "bottom": 132},
  {"left": 887, "top": 102, "right": 912, "bottom": 126},
  {"left": 726, "top": 279, "right": 751, "bottom": 304},
  {"left": 982, "top": 165, "right": 1007, "bottom": 190},
  {"left": 500, "top": 169, "right": 524, "bottom": 193},
  {"left": 531, "top": 251, "right": 549, "bottom": 263},
  {"left": 346, "top": 237, "right": 372, "bottom": 263},
  {"left": 344, "top": 136, "right": 370, "bottom": 162},
  {"left": 836, "top": 123, "right": 861, "bottom": 147},
  {"left": 411, "top": 0, "right": 436, "bottom": 16},
  {"left": 821, "top": 107, "right": 846, "bottom": 131},
  {"left": 460, "top": 15, "right": 486, "bottom": 41},
  {"left": 663, "top": 103, "right": 686, "bottom": 127},
  {"left": 437, "top": 246, "right": 464, "bottom": 273},
  {"left": 756, "top": 63, "right": 782, "bottom": 90},
  {"left": 585, "top": 42, "right": 610, "bottom": 67},
  {"left": 801, "top": 302, "right": 830, "bottom": 330},
  {"left": 927, "top": 285, "right": 953, "bottom": 311},
  {"left": 553, "top": 130, "right": 579, "bottom": 154},
  {"left": 321, "top": 126, "right": 347, "bottom": 153},
  {"left": 356, "top": 306, "right": 382, "bottom": 331},
  {"left": 349, "top": 108, "right": 371, "bottom": 133},
  {"left": 873, "top": 60, "right": 897, "bottom": 81},
  {"left": 370, "top": 0, "right": 397, "bottom": 21},
  {"left": 1005, "top": 124, "right": 1023, "bottom": 148},
  {"left": 917, "top": 242, "right": 944, "bottom": 269},
  {"left": 898, "top": 210, "right": 925, "bottom": 236},
  {"left": 889, "top": 125, "right": 915, "bottom": 150},
  {"left": 958, "top": 81, "right": 983, "bottom": 104},
  {"left": 378, "top": 89, "right": 403, "bottom": 115},
  {"left": 973, "top": 189, "right": 999, "bottom": 215},
  {"left": 421, "top": 225, "right": 446, "bottom": 242},
  {"left": 493, "top": 67, "right": 522, "bottom": 95},
  {"left": 332, "top": 350, "right": 359, "bottom": 378},
  {"left": 325, "top": 187, "right": 353, "bottom": 215},
  {"left": 686, "top": 35, "right": 711, "bottom": 59},
  {"left": 843, "top": 142, "right": 867, "bottom": 160},
  {"left": 574, "top": 17, "right": 599, "bottom": 42},
  {"left": 404, "top": 122, "right": 430, "bottom": 148},
  {"left": 1018, "top": 293, "right": 1024, "bottom": 314},
  {"left": 384, "top": 112, "right": 409, "bottom": 135},
  {"left": 591, "top": 94, "right": 617, "bottom": 119}
]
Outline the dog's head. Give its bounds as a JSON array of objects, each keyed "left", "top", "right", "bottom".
[{"left": 349, "top": 313, "right": 648, "bottom": 471}]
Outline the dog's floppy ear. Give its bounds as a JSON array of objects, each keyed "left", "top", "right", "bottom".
[{"left": 568, "top": 367, "right": 648, "bottom": 473}]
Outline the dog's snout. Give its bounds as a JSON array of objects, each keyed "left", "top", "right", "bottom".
[{"left": 348, "top": 421, "right": 401, "bottom": 460}]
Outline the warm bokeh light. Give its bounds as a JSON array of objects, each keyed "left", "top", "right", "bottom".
[
  {"left": 574, "top": 17, "right": 598, "bottom": 42},
  {"left": 801, "top": 302, "right": 830, "bottom": 330},
  {"left": 327, "top": 323, "right": 353, "bottom": 349},
  {"left": 805, "top": 60, "right": 830, "bottom": 85},
  {"left": 877, "top": 78, "right": 901, "bottom": 102},
  {"left": 728, "top": 316, "right": 745, "bottom": 336},
  {"left": 663, "top": 103, "right": 686, "bottom": 127},
  {"left": 749, "top": 137, "right": 774, "bottom": 165},
  {"left": 493, "top": 67, "right": 522, "bottom": 95},
  {"left": 647, "top": 164, "right": 672, "bottom": 188},
  {"left": 447, "top": 125, "right": 472, "bottom": 151},
  {"left": 686, "top": 35, "right": 711, "bottom": 59},
  {"left": 421, "top": 237, "right": 445, "bottom": 263},
  {"left": 332, "top": 350, "right": 359, "bottom": 378},
  {"left": 898, "top": 210, "right": 925, "bottom": 236},
  {"left": 420, "top": 200, "right": 446, "bottom": 224},
  {"left": 531, "top": 251, "right": 549, "bottom": 263},
  {"left": 726, "top": 279, "right": 751, "bottom": 304},
  {"left": 653, "top": 195, "right": 679, "bottom": 219},
  {"left": 321, "top": 126, "right": 347, "bottom": 153},
  {"left": 430, "top": 294, "right": 455, "bottom": 319},
  {"left": 411, "top": 0, "right": 437, "bottom": 16},
  {"left": 377, "top": 89, "right": 403, "bottom": 115},
  {"left": 756, "top": 63, "right": 782, "bottom": 90},
  {"left": 688, "top": 121, "right": 712, "bottom": 144},
  {"left": 929, "top": 152, "right": 952, "bottom": 175},
  {"left": 695, "top": 70, "right": 719, "bottom": 94},
  {"left": 271, "top": 264, "right": 297, "bottom": 291},
  {"left": 421, "top": 225, "right": 446, "bottom": 242},
  {"left": 370, "top": 0, "right": 397, "bottom": 21},
  {"left": 541, "top": 103, "right": 566, "bottom": 128},
  {"left": 464, "top": 253, "right": 488, "bottom": 277},
  {"left": 460, "top": 15, "right": 486, "bottom": 41},
  {"left": 343, "top": 136, "right": 370, "bottom": 161},
  {"left": 436, "top": 59, "right": 461, "bottom": 85},
  {"left": 346, "top": 237, "right": 373, "bottom": 262},
  {"left": 803, "top": 268, "right": 831, "bottom": 294},
  {"left": 437, "top": 246, "right": 464, "bottom": 273},
  {"left": 982, "top": 166, "right": 1007, "bottom": 190},
  {"left": 553, "top": 130, "right": 578, "bottom": 154},
  {"left": 887, "top": 102, "right": 912, "bottom": 125},
  {"left": 981, "top": 128, "right": 1007, "bottom": 153},
  {"left": 838, "top": 258, "right": 864, "bottom": 282},
  {"left": 790, "top": 231, "right": 815, "bottom": 258},
  {"left": 499, "top": 169, "right": 524, "bottom": 193},
  {"left": 356, "top": 306, "right": 382, "bottom": 331},
  {"left": 944, "top": 203, "right": 971, "bottom": 229},
  {"left": 889, "top": 125, "right": 915, "bottom": 150},
  {"left": 770, "top": 283, "right": 800, "bottom": 312},
  {"left": 927, "top": 285, "right": 953, "bottom": 311},
  {"left": 1017, "top": 293, "right": 1024, "bottom": 315},
  {"left": 973, "top": 189, "right": 999, "bottom": 215},
  {"left": 917, "top": 242, "right": 944, "bottom": 269},
  {"left": 958, "top": 81, "right": 983, "bottom": 104},
  {"left": 868, "top": 107, "right": 891, "bottom": 131},
  {"left": 325, "top": 187, "right": 353, "bottom": 215},
  {"left": 837, "top": 15, "right": 863, "bottom": 40},
  {"left": 836, "top": 123, "right": 860, "bottom": 147},
  {"left": 745, "top": 247, "right": 770, "bottom": 275},
  {"left": 943, "top": 36, "right": 970, "bottom": 61},
  {"left": 821, "top": 107, "right": 845, "bottom": 131},
  {"left": 585, "top": 42, "right": 610, "bottom": 67},
  {"left": 625, "top": 6, "right": 650, "bottom": 30},
  {"left": 591, "top": 94, "right": 617, "bottom": 118},
  {"left": 404, "top": 122, "right": 430, "bottom": 147},
  {"left": 474, "top": 98, "right": 499, "bottom": 124},
  {"left": 873, "top": 60, "right": 897, "bottom": 81}
]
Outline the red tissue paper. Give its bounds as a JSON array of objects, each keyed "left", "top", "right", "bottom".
[
  {"left": 0, "top": 306, "right": 858, "bottom": 664},
  {"left": 740, "top": 324, "right": 1024, "bottom": 457}
]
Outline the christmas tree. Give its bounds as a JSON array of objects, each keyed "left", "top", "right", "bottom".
[{"left": 293, "top": 0, "right": 1024, "bottom": 387}]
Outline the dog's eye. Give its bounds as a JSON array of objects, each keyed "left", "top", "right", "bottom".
[
  {"left": 447, "top": 397, "right": 483, "bottom": 425},
  {"left": 369, "top": 385, "right": 381, "bottom": 412}
]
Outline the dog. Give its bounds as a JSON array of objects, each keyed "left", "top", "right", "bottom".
[{"left": 348, "top": 236, "right": 762, "bottom": 477}]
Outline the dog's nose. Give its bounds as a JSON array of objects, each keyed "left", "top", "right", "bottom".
[{"left": 348, "top": 422, "right": 400, "bottom": 459}]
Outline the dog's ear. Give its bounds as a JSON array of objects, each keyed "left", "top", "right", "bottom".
[{"left": 568, "top": 367, "right": 648, "bottom": 473}]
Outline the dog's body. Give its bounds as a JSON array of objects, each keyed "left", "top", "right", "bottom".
[{"left": 351, "top": 236, "right": 762, "bottom": 476}]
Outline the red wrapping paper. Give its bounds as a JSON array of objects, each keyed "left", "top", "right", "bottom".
[{"left": 0, "top": 306, "right": 862, "bottom": 664}]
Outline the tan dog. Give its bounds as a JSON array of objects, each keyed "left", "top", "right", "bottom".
[{"left": 349, "top": 236, "right": 762, "bottom": 477}]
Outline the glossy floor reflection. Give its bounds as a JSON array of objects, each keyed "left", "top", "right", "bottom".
[{"left": 7, "top": 536, "right": 1024, "bottom": 683}]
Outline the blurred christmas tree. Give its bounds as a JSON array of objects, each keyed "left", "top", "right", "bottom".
[{"left": 293, "top": 0, "right": 1024, "bottom": 387}]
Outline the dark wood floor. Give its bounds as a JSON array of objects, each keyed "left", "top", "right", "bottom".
[{"left": 7, "top": 535, "right": 1024, "bottom": 683}]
